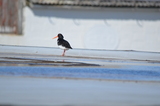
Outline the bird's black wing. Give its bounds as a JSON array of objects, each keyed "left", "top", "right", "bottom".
[
  {"left": 63, "top": 40, "right": 72, "bottom": 49},
  {"left": 58, "top": 39, "right": 72, "bottom": 49}
]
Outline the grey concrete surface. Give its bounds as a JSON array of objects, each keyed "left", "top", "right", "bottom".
[
  {"left": 0, "top": 76, "right": 160, "bottom": 106},
  {"left": 0, "top": 45, "right": 160, "bottom": 68},
  {"left": 1, "top": 44, "right": 160, "bottom": 61}
]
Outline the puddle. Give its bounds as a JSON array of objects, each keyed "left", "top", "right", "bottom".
[
  {"left": 0, "top": 57, "right": 160, "bottom": 82},
  {"left": 0, "top": 66, "right": 160, "bottom": 82},
  {"left": 0, "top": 57, "right": 100, "bottom": 67}
]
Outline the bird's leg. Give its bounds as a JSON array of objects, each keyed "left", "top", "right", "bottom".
[{"left": 62, "top": 50, "right": 66, "bottom": 56}]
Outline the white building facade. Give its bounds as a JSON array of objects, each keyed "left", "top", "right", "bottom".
[{"left": 0, "top": 0, "right": 160, "bottom": 52}]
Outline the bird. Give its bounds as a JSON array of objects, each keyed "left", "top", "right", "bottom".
[{"left": 52, "top": 33, "right": 72, "bottom": 56}]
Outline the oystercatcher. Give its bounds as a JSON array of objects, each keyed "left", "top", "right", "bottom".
[{"left": 52, "top": 33, "right": 72, "bottom": 56}]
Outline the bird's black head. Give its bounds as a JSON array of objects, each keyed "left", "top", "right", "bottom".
[{"left": 58, "top": 33, "right": 64, "bottom": 39}]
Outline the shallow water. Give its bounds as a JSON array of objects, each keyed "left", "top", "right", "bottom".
[{"left": 0, "top": 66, "right": 160, "bottom": 81}]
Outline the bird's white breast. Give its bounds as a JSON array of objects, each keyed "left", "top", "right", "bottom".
[{"left": 58, "top": 45, "right": 69, "bottom": 50}]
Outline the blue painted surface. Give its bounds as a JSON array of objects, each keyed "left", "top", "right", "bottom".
[{"left": 0, "top": 66, "right": 160, "bottom": 81}]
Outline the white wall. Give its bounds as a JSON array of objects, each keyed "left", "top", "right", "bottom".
[{"left": 0, "top": 6, "right": 160, "bottom": 52}]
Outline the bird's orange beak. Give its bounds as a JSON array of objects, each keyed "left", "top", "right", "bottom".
[{"left": 52, "top": 36, "right": 58, "bottom": 39}]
